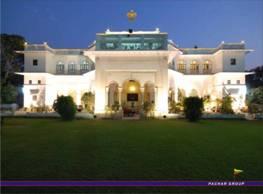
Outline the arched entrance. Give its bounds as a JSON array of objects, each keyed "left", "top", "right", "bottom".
[{"left": 122, "top": 80, "right": 141, "bottom": 116}]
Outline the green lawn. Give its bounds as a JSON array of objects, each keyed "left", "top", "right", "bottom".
[{"left": 1, "top": 118, "right": 263, "bottom": 193}]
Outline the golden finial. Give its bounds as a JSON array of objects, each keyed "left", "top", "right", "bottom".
[{"left": 127, "top": 10, "right": 137, "bottom": 21}]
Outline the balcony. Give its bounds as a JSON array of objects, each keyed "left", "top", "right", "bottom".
[
  {"left": 68, "top": 69, "right": 77, "bottom": 74},
  {"left": 56, "top": 69, "right": 65, "bottom": 75},
  {"left": 55, "top": 63, "right": 95, "bottom": 75},
  {"left": 80, "top": 69, "right": 89, "bottom": 74},
  {"left": 202, "top": 69, "right": 212, "bottom": 74},
  {"left": 189, "top": 69, "right": 199, "bottom": 74},
  {"left": 55, "top": 69, "right": 94, "bottom": 75},
  {"left": 177, "top": 69, "right": 186, "bottom": 74},
  {"left": 177, "top": 64, "right": 186, "bottom": 73}
]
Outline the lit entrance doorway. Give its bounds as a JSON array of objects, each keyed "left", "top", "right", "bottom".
[{"left": 122, "top": 80, "right": 141, "bottom": 117}]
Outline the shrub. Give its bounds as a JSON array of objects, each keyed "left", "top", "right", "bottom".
[
  {"left": 143, "top": 101, "right": 155, "bottom": 117},
  {"left": 183, "top": 97, "right": 204, "bottom": 122},
  {"left": 111, "top": 101, "right": 120, "bottom": 112},
  {"left": 221, "top": 95, "right": 234, "bottom": 114},
  {"left": 81, "top": 92, "right": 94, "bottom": 113},
  {"left": 246, "top": 87, "right": 263, "bottom": 113},
  {"left": 53, "top": 95, "right": 77, "bottom": 120},
  {"left": 1, "top": 84, "right": 17, "bottom": 104},
  {"left": 169, "top": 100, "right": 183, "bottom": 113}
]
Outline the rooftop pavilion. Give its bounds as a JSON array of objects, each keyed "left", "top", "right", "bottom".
[{"left": 95, "top": 28, "right": 168, "bottom": 51}]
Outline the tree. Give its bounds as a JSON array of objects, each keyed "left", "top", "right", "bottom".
[
  {"left": 246, "top": 66, "right": 263, "bottom": 89},
  {"left": 221, "top": 95, "right": 234, "bottom": 114},
  {"left": 183, "top": 97, "right": 203, "bottom": 122},
  {"left": 81, "top": 92, "right": 95, "bottom": 113},
  {"left": 1, "top": 84, "right": 17, "bottom": 104},
  {"left": 246, "top": 86, "right": 263, "bottom": 113},
  {"left": 1, "top": 34, "right": 25, "bottom": 85},
  {"left": 53, "top": 96, "right": 77, "bottom": 120},
  {"left": 247, "top": 86, "right": 263, "bottom": 104},
  {"left": 1, "top": 34, "right": 25, "bottom": 105}
]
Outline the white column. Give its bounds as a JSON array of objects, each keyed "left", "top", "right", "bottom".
[
  {"left": 94, "top": 62, "right": 106, "bottom": 114},
  {"left": 23, "top": 85, "right": 31, "bottom": 108},
  {"left": 94, "top": 88, "right": 106, "bottom": 114},
  {"left": 156, "top": 87, "right": 168, "bottom": 115},
  {"left": 141, "top": 87, "right": 144, "bottom": 105},
  {"left": 118, "top": 87, "right": 122, "bottom": 109},
  {"left": 76, "top": 90, "right": 81, "bottom": 106},
  {"left": 154, "top": 87, "right": 158, "bottom": 110},
  {"left": 105, "top": 87, "right": 109, "bottom": 107}
]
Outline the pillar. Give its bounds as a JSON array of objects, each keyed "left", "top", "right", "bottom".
[
  {"left": 76, "top": 90, "right": 81, "bottom": 106},
  {"left": 105, "top": 87, "right": 109, "bottom": 107},
  {"left": 154, "top": 87, "right": 158, "bottom": 110},
  {"left": 118, "top": 87, "right": 122, "bottom": 109},
  {"left": 141, "top": 87, "right": 144, "bottom": 105}
]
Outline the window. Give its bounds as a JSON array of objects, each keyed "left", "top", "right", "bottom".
[
  {"left": 33, "top": 59, "right": 38, "bottom": 66},
  {"left": 38, "top": 80, "right": 41, "bottom": 84},
  {"left": 80, "top": 61, "right": 89, "bottom": 73},
  {"left": 56, "top": 62, "right": 64, "bottom": 74},
  {"left": 227, "top": 80, "right": 231, "bottom": 84},
  {"left": 68, "top": 62, "right": 76, "bottom": 74},
  {"left": 203, "top": 63, "right": 210, "bottom": 70},
  {"left": 30, "top": 89, "right": 39, "bottom": 94},
  {"left": 203, "top": 60, "right": 212, "bottom": 73},
  {"left": 230, "top": 58, "right": 236, "bottom": 65},
  {"left": 190, "top": 61, "right": 199, "bottom": 74},
  {"left": 236, "top": 80, "right": 240, "bottom": 84},
  {"left": 29, "top": 80, "right": 32, "bottom": 84},
  {"left": 32, "top": 95, "right": 37, "bottom": 101},
  {"left": 177, "top": 60, "right": 186, "bottom": 72}
]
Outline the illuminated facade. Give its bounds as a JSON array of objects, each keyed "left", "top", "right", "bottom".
[{"left": 18, "top": 29, "right": 252, "bottom": 115}]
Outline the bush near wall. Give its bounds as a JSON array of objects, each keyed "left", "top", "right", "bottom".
[
  {"left": 247, "top": 86, "right": 263, "bottom": 113},
  {"left": 183, "top": 97, "right": 204, "bottom": 122},
  {"left": 81, "top": 92, "right": 95, "bottom": 113},
  {"left": 1, "top": 84, "right": 17, "bottom": 104},
  {"left": 53, "top": 96, "right": 77, "bottom": 121},
  {"left": 220, "top": 95, "right": 234, "bottom": 114}
]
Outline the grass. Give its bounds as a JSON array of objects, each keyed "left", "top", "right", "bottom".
[{"left": 1, "top": 118, "right": 263, "bottom": 193}]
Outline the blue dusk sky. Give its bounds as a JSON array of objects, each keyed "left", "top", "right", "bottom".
[{"left": 1, "top": 0, "right": 263, "bottom": 69}]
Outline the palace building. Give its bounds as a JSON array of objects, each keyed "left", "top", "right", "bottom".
[{"left": 17, "top": 28, "right": 252, "bottom": 116}]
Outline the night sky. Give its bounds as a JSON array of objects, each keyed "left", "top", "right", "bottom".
[{"left": 2, "top": 0, "right": 263, "bottom": 69}]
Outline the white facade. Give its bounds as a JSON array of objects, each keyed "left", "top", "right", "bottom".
[{"left": 18, "top": 29, "right": 252, "bottom": 115}]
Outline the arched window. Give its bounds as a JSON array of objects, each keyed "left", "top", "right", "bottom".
[
  {"left": 108, "top": 82, "right": 119, "bottom": 107},
  {"left": 80, "top": 60, "right": 89, "bottom": 74},
  {"left": 190, "top": 60, "right": 199, "bottom": 74},
  {"left": 177, "top": 60, "right": 186, "bottom": 73},
  {"left": 68, "top": 61, "right": 76, "bottom": 74},
  {"left": 56, "top": 61, "right": 64, "bottom": 74},
  {"left": 203, "top": 60, "right": 212, "bottom": 74}
]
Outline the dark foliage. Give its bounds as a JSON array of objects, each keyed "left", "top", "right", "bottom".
[
  {"left": 53, "top": 96, "right": 77, "bottom": 121},
  {"left": 1, "top": 34, "right": 25, "bottom": 85},
  {"left": 183, "top": 97, "right": 203, "bottom": 122},
  {"left": 246, "top": 65, "right": 263, "bottom": 89},
  {"left": 1, "top": 34, "right": 25, "bottom": 106},
  {"left": 221, "top": 95, "right": 234, "bottom": 114},
  {"left": 246, "top": 86, "right": 263, "bottom": 113},
  {"left": 1, "top": 84, "right": 17, "bottom": 104}
]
